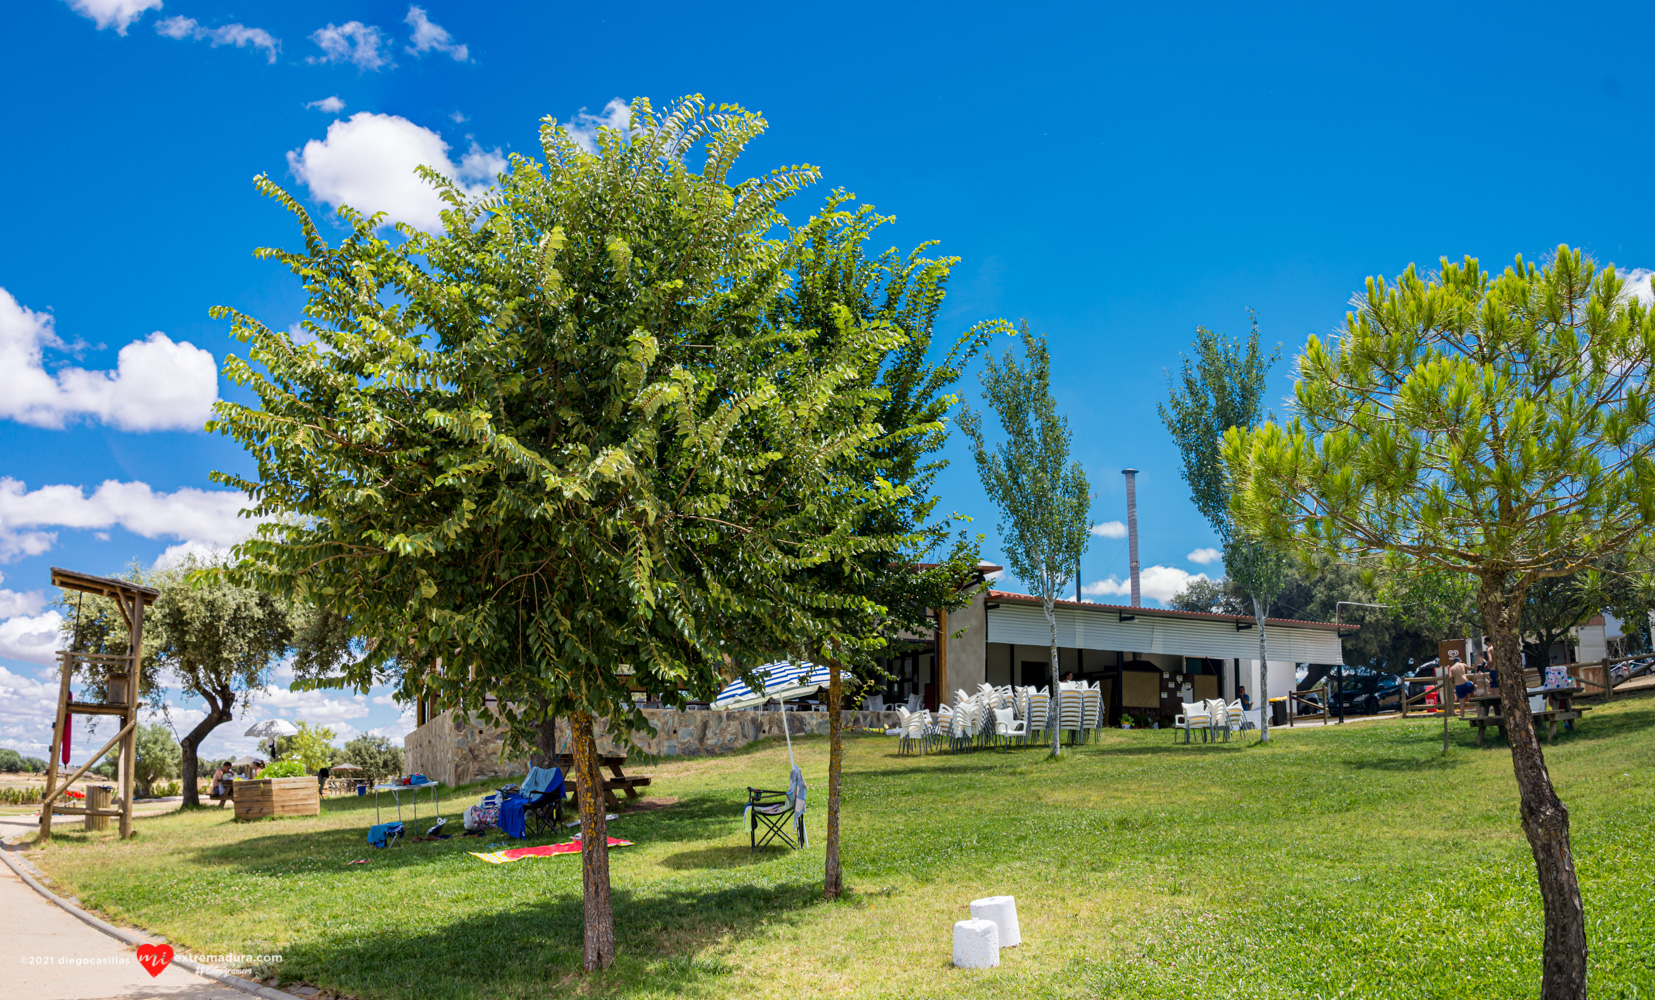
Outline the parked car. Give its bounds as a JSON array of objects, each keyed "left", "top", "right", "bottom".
[{"left": 1331, "top": 672, "right": 1402, "bottom": 715}]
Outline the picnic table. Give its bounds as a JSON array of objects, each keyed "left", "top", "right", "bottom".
[
  {"left": 1466, "top": 685, "right": 1588, "bottom": 746},
  {"left": 552, "top": 753, "right": 652, "bottom": 810}
]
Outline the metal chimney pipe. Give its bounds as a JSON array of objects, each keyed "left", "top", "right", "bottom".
[{"left": 1122, "top": 468, "right": 1141, "bottom": 607}]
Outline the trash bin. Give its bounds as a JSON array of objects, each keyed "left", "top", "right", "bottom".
[
  {"left": 1270, "top": 698, "right": 1288, "bottom": 727},
  {"left": 86, "top": 785, "right": 112, "bottom": 831},
  {"left": 357, "top": 782, "right": 368, "bottom": 796}
]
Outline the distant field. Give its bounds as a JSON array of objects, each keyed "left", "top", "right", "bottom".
[{"left": 22, "top": 697, "right": 1655, "bottom": 1000}]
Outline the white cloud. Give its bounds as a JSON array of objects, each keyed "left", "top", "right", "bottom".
[
  {"left": 449, "top": 110, "right": 468, "bottom": 123},
  {"left": 309, "top": 21, "right": 392, "bottom": 71},
  {"left": 0, "top": 287, "right": 218, "bottom": 431},
  {"left": 368, "top": 705, "right": 418, "bottom": 745},
  {"left": 370, "top": 692, "right": 401, "bottom": 706},
  {"left": 153, "top": 540, "right": 227, "bottom": 570},
  {"left": 0, "top": 478, "right": 259, "bottom": 564},
  {"left": 1082, "top": 565, "right": 1210, "bottom": 605},
  {"left": 1188, "top": 547, "right": 1222, "bottom": 565},
  {"left": 564, "top": 98, "right": 631, "bottom": 153},
  {"left": 154, "top": 16, "right": 280, "bottom": 62},
  {"left": 0, "top": 663, "right": 61, "bottom": 756},
  {"left": 0, "top": 575, "right": 47, "bottom": 618},
  {"left": 1620, "top": 267, "right": 1654, "bottom": 307},
  {"left": 306, "top": 95, "right": 346, "bottom": 113},
  {"left": 405, "top": 6, "right": 468, "bottom": 61},
  {"left": 249, "top": 685, "right": 372, "bottom": 728},
  {"left": 64, "top": 0, "right": 161, "bottom": 35},
  {"left": 0, "top": 611, "right": 65, "bottom": 666},
  {"left": 1090, "top": 521, "right": 1127, "bottom": 539},
  {"left": 287, "top": 113, "right": 503, "bottom": 233}
]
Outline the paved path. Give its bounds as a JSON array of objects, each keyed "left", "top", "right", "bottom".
[{"left": 1, "top": 852, "right": 247, "bottom": 1000}]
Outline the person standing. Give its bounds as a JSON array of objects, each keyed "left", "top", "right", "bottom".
[{"left": 1449, "top": 650, "right": 1474, "bottom": 717}]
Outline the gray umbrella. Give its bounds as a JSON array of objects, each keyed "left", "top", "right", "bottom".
[{"left": 243, "top": 719, "right": 299, "bottom": 738}]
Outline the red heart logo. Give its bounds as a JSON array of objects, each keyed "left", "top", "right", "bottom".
[{"left": 136, "top": 943, "right": 174, "bottom": 978}]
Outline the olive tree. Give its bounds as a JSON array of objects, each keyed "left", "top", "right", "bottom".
[{"left": 1224, "top": 247, "right": 1655, "bottom": 999}]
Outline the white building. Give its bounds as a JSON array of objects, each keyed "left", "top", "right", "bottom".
[{"left": 876, "top": 581, "right": 1348, "bottom": 723}]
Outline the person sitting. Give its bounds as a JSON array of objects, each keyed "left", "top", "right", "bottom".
[
  {"left": 210, "top": 761, "right": 235, "bottom": 806},
  {"left": 1238, "top": 686, "right": 1253, "bottom": 711}
]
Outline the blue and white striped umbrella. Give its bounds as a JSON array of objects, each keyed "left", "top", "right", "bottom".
[{"left": 713, "top": 660, "right": 830, "bottom": 709}]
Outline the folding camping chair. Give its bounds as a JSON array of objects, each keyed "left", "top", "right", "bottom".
[
  {"left": 742, "top": 706, "right": 807, "bottom": 850},
  {"left": 745, "top": 786, "right": 798, "bottom": 850},
  {"left": 522, "top": 766, "right": 565, "bottom": 837}
]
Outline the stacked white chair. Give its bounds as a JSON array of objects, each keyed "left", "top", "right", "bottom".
[
  {"left": 1206, "top": 698, "right": 1228, "bottom": 742},
  {"left": 1014, "top": 686, "right": 1030, "bottom": 726},
  {"left": 949, "top": 700, "right": 973, "bottom": 752},
  {"left": 1081, "top": 684, "right": 1103, "bottom": 744},
  {"left": 1025, "top": 688, "right": 1050, "bottom": 748},
  {"left": 888, "top": 706, "right": 909, "bottom": 738},
  {"left": 1057, "top": 688, "right": 1085, "bottom": 746},
  {"left": 902, "top": 708, "right": 929, "bottom": 755},
  {"left": 1227, "top": 698, "right": 1248, "bottom": 735}
]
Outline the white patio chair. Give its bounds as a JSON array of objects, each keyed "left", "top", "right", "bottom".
[
  {"left": 888, "top": 706, "right": 910, "bottom": 738},
  {"left": 905, "top": 693, "right": 921, "bottom": 713},
  {"left": 1226, "top": 699, "right": 1246, "bottom": 736},
  {"left": 993, "top": 707, "right": 1026, "bottom": 746},
  {"left": 1175, "top": 700, "right": 1213, "bottom": 744}
]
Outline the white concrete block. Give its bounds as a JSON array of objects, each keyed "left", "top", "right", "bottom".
[
  {"left": 970, "top": 894, "right": 1021, "bottom": 947},
  {"left": 952, "top": 917, "right": 1000, "bottom": 968}
]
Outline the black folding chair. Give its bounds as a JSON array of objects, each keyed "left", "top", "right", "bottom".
[
  {"left": 525, "top": 778, "right": 566, "bottom": 837},
  {"left": 745, "top": 787, "right": 796, "bottom": 851}
]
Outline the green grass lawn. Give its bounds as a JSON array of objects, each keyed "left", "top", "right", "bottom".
[{"left": 20, "top": 699, "right": 1655, "bottom": 1000}]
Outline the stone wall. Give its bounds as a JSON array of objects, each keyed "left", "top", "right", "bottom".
[{"left": 405, "top": 707, "right": 902, "bottom": 789}]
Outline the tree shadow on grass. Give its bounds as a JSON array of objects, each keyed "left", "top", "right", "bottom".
[
  {"left": 186, "top": 791, "right": 765, "bottom": 875},
  {"left": 273, "top": 877, "right": 824, "bottom": 1000}
]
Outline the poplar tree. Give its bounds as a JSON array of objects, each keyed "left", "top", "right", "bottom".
[
  {"left": 1224, "top": 247, "right": 1655, "bottom": 999},
  {"left": 959, "top": 330, "right": 1090, "bottom": 755}
]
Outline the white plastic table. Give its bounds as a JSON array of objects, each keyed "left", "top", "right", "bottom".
[{"left": 373, "top": 780, "right": 441, "bottom": 827}]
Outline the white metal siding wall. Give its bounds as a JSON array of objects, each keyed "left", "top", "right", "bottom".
[{"left": 985, "top": 602, "right": 1343, "bottom": 663}]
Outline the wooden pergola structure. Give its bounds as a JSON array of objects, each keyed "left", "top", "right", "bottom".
[{"left": 39, "top": 567, "right": 160, "bottom": 841}]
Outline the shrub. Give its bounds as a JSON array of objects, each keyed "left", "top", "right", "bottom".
[{"left": 259, "top": 757, "right": 307, "bottom": 779}]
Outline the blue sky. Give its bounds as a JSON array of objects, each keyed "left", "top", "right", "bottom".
[{"left": 3, "top": 1, "right": 1652, "bottom": 761}]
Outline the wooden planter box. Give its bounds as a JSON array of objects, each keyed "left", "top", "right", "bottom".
[{"left": 233, "top": 777, "right": 320, "bottom": 820}]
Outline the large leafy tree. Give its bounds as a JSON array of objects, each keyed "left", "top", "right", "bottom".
[
  {"left": 209, "top": 96, "right": 904, "bottom": 970},
  {"left": 1157, "top": 317, "right": 1287, "bottom": 739},
  {"left": 1225, "top": 248, "right": 1655, "bottom": 998},
  {"left": 959, "top": 329, "right": 1090, "bottom": 756},
  {"left": 779, "top": 196, "right": 993, "bottom": 898}
]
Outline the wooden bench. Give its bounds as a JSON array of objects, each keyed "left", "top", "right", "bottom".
[
  {"left": 1467, "top": 708, "right": 1586, "bottom": 745},
  {"left": 553, "top": 753, "right": 652, "bottom": 811}
]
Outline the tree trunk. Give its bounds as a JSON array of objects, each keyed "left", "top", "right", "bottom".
[
  {"left": 1254, "top": 595, "right": 1270, "bottom": 743},
  {"left": 530, "top": 699, "right": 559, "bottom": 769},
  {"left": 1483, "top": 587, "right": 1587, "bottom": 999},
  {"left": 1046, "top": 600, "right": 1060, "bottom": 756},
  {"left": 178, "top": 687, "right": 233, "bottom": 808},
  {"left": 824, "top": 659, "right": 844, "bottom": 900},
  {"left": 572, "top": 711, "right": 615, "bottom": 971}
]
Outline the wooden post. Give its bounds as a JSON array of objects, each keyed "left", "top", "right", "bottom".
[
  {"left": 118, "top": 594, "right": 143, "bottom": 839},
  {"left": 40, "top": 651, "right": 73, "bottom": 843},
  {"left": 935, "top": 608, "right": 949, "bottom": 707}
]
